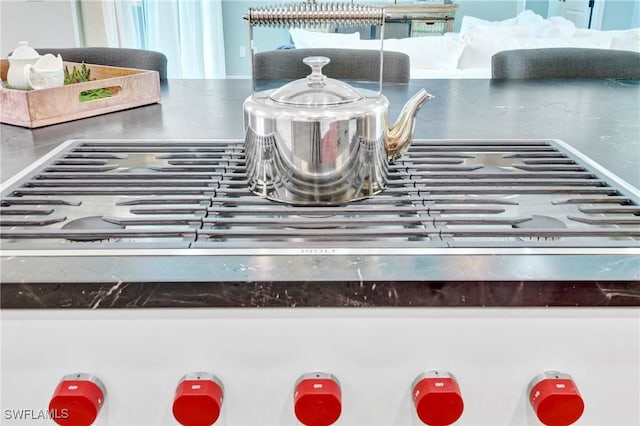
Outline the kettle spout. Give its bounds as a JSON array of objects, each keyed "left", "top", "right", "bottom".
[{"left": 385, "top": 89, "right": 434, "bottom": 162}]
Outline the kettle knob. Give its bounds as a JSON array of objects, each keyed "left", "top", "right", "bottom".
[{"left": 303, "top": 56, "right": 330, "bottom": 85}]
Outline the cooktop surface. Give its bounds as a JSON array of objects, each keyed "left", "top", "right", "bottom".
[{"left": 1, "top": 138, "right": 639, "bottom": 253}]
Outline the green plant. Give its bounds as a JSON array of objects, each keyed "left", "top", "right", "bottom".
[
  {"left": 79, "top": 88, "right": 115, "bottom": 102},
  {"left": 64, "top": 63, "right": 92, "bottom": 84},
  {"left": 65, "top": 63, "right": 115, "bottom": 101}
]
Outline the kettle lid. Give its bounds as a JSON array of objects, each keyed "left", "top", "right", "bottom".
[
  {"left": 269, "top": 56, "right": 363, "bottom": 107},
  {"left": 9, "top": 41, "right": 40, "bottom": 60}
]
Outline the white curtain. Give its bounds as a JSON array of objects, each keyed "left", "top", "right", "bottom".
[
  {"left": 101, "top": 0, "right": 226, "bottom": 79},
  {"left": 101, "top": 0, "right": 142, "bottom": 48}
]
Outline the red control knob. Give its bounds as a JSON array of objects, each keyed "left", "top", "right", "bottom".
[
  {"left": 294, "top": 372, "right": 342, "bottom": 426},
  {"left": 529, "top": 371, "right": 584, "bottom": 426},
  {"left": 412, "top": 371, "right": 464, "bottom": 426},
  {"left": 48, "top": 373, "right": 106, "bottom": 426},
  {"left": 172, "top": 373, "right": 224, "bottom": 426}
]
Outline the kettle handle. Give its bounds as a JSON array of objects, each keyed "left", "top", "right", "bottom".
[{"left": 245, "top": 3, "right": 387, "bottom": 94}]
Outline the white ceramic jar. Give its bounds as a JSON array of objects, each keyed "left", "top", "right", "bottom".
[{"left": 7, "top": 41, "right": 40, "bottom": 90}]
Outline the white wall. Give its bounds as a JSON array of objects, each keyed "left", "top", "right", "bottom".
[{"left": 1, "top": 0, "right": 79, "bottom": 56}]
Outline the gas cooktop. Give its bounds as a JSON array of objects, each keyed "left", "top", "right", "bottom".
[
  {"left": 1, "top": 138, "right": 639, "bottom": 284},
  {"left": 1, "top": 138, "right": 639, "bottom": 252}
]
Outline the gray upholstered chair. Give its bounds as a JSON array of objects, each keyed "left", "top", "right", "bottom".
[
  {"left": 253, "top": 48, "right": 411, "bottom": 83},
  {"left": 491, "top": 48, "right": 640, "bottom": 80},
  {"left": 32, "top": 47, "right": 168, "bottom": 81}
]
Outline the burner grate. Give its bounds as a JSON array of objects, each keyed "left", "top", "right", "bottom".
[{"left": 1, "top": 139, "right": 639, "bottom": 251}]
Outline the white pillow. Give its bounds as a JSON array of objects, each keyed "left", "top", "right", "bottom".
[
  {"left": 546, "top": 16, "right": 577, "bottom": 38},
  {"left": 512, "top": 10, "right": 578, "bottom": 38},
  {"left": 515, "top": 9, "right": 550, "bottom": 37},
  {"left": 289, "top": 28, "right": 360, "bottom": 49},
  {"left": 459, "top": 15, "right": 518, "bottom": 35},
  {"left": 575, "top": 28, "right": 639, "bottom": 52},
  {"left": 604, "top": 29, "right": 640, "bottom": 52},
  {"left": 340, "top": 38, "right": 387, "bottom": 51},
  {"left": 459, "top": 11, "right": 577, "bottom": 39},
  {"left": 393, "top": 36, "right": 466, "bottom": 69},
  {"left": 466, "top": 24, "right": 529, "bottom": 37},
  {"left": 458, "top": 33, "right": 521, "bottom": 69}
]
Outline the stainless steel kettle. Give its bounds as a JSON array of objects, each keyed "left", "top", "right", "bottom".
[{"left": 243, "top": 56, "right": 433, "bottom": 205}]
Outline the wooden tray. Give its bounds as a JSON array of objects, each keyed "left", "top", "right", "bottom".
[{"left": 0, "top": 60, "right": 161, "bottom": 128}]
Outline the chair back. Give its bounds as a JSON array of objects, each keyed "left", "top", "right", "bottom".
[
  {"left": 491, "top": 48, "right": 640, "bottom": 80},
  {"left": 253, "top": 48, "right": 410, "bottom": 83},
  {"left": 33, "top": 47, "right": 168, "bottom": 81}
]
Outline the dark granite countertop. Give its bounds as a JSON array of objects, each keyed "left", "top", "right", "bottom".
[
  {"left": 2, "top": 79, "right": 639, "bottom": 308},
  {"left": 3, "top": 280, "right": 639, "bottom": 309}
]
